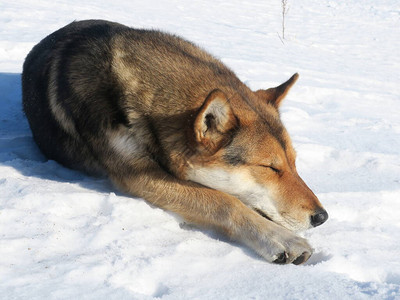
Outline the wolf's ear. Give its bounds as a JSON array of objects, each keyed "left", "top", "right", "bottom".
[
  {"left": 255, "top": 73, "right": 299, "bottom": 108},
  {"left": 194, "top": 89, "right": 237, "bottom": 153}
]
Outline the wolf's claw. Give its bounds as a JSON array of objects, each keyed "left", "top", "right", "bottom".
[
  {"left": 292, "top": 251, "right": 311, "bottom": 265},
  {"left": 273, "top": 252, "right": 288, "bottom": 264}
]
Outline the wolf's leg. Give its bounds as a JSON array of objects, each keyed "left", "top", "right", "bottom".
[{"left": 110, "top": 159, "right": 313, "bottom": 264}]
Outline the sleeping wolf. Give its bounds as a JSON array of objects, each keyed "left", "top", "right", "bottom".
[{"left": 22, "top": 20, "right": 328, "bottom": 265}]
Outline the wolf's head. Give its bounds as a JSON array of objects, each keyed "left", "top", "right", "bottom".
[{"left": 186, "top": 74, "right": 328, "bottom": 232}]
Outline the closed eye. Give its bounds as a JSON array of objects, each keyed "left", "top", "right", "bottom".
[{"left": 259, "top": 165, "right": 281, "bottom": 174}]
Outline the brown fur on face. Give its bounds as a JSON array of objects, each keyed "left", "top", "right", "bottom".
[{"left": 186, "top": 92, "right": 324, "bottom": 231}]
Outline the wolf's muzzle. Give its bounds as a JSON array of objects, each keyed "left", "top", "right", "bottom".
[{"left": 310, "top": 209, "right": 328, "bottom": 227}]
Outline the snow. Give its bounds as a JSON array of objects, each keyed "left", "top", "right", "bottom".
[{"left": 1, "top": 0, "right": 400, "bottom": 298}]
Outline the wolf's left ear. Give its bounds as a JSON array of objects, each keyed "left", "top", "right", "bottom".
[
  {"left": 194, "top": 89, "right": 237, "bottom": 153},
  {"left": 255, "top": 73, "right": 299, "bottom": 108}
]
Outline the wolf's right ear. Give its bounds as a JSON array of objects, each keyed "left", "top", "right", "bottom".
[
  {"left": 194, "top": 89, "right": 237, "bottom": 153},
  {"left": 255, "top": 73, "right": 299, "bottom": 108}
]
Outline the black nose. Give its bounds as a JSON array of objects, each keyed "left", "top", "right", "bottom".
[{"left": 310, "top": 209, "right": 328, "bottom": 227}]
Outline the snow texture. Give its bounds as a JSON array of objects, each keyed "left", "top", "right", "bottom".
[{"left": 1, "top": 0, "right": 400, "bottom": 299}]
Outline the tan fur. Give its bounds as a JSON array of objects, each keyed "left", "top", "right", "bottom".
[{"left": 22, "top": 20, "right": 328, "bottom": 265}]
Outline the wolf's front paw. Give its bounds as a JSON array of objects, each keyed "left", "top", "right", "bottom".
[
  {"left": 270, "top": 234, "right": 312, "bottom": 265},
  {"left": 266, "top": 226, "right": 313, "bottom": 265},
  {"left": 240, "top": 218, "right": 313, "bottom": 265}
]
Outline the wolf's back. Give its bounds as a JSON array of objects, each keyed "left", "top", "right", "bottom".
[
  {"left": 22, "top": 20, "right": 240, "bottom": 174},
  {"left": 22, "top": 20, "right": 128, "bottom": 174}
]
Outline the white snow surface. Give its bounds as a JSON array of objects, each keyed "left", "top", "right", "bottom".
[{"left": 1, "top": 0, "right": 400, "bottom": 299}]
